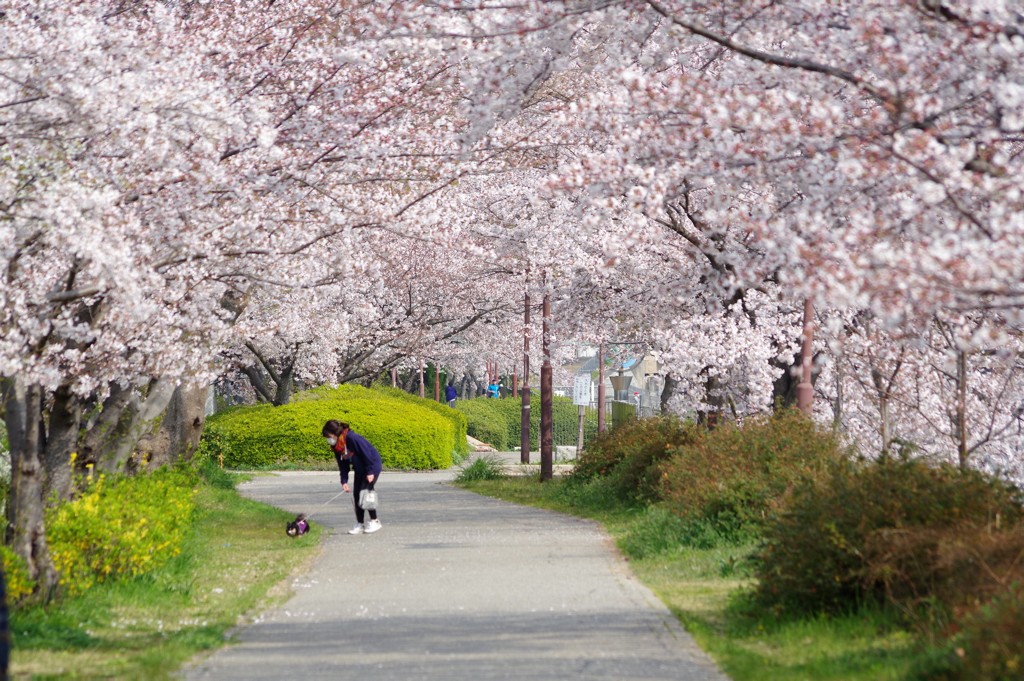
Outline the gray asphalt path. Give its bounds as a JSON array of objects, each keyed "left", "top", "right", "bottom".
[{"left": 182, "top": 470, "right": 728, "bottom": 681}]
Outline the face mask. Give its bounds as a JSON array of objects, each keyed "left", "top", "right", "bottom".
[{"left": 326, "top": 436, "right": 338, "bottom": 446}]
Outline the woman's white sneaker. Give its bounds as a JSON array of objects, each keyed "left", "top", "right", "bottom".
[
  {"left": 348, "top": 523, "right": 365, "bottom": 535},
  {"left": 364, "top": 519, "right": 382, "bottom": 534}
]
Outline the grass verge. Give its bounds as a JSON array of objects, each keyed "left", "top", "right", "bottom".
[
  {"left": 10, "top": 476, "right": 320, "bottom": 680},
  {"left": 457, "top": 476, "right": 925, "bottom": 681}
]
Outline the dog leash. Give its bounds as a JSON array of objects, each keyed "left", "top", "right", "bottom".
[{"left": 303, "top": 489, "right": 347, "bottom": 521}]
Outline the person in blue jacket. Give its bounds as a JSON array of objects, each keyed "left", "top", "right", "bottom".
[{"left": 322, "top": 420, "right": 383, "bottom": 535}]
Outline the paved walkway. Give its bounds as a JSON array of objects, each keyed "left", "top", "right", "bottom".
[{"left": 182, "top": 468, "right": 728, "bottom": 681}]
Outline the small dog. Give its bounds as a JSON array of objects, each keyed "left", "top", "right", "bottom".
[{"left": 286, "top": 514, "right": 310, "bottom": 537}]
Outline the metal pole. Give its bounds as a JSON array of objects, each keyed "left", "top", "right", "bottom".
[
  {"left": 576, "top": 404, "right": 585, "bottom": 454},
  {"left": 521, "top": 270, "right": 531, "bottom": 464},
  {"left": 797, "top": 299, "right": 814, "bottom": 414},
  {"left": 540, "top": 275, "right": 553, "bottom": 481},
  {"left": 597, "top": 343, "right": 606, "bottom": 433},
  {"left": 419, "top": 359, "right": 425, "bottom": 399}
]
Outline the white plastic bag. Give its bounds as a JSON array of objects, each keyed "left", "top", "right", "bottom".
[{"left": 359, "top": 489, "right": 378, "bottom": 510}]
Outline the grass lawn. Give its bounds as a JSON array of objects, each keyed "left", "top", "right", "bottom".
[
  {"left": 458, "top": 475, "right": 925, "bottom": 681},
  {"left": 10, "top": 476, "right": 320, "bottom": 680}
]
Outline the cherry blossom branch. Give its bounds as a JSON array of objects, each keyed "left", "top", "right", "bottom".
[{"left": 644, "top": 0, "right": 890, "bottom": 104}]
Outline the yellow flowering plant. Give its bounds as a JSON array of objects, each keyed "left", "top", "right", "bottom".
[{"left": 45, "top": 467, "right": 197, "bottom": 596}]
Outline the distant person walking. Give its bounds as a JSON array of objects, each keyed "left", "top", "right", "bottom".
[
  {"left": 322, "top": 420, "right": 383, "bottom": 535},
  {"left": 445, "top": 382, "right": 458, "bottom": 407}
]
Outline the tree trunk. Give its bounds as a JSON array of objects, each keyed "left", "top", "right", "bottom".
[
  {"left": 832, "top": 360, "right": 844, "bottom": 431},
  {"left": 239, "top": 341, "right": 300, "bottom": 406},
  {"left": 871, "top": 361, "right": 901, "bottom": 458},
  {"left": 879, "top": 393, "right": 891, "bottom": 456},
  {"left": 273, "top": 361, "right": 295, "bottom": 406},
  {"left": 1, "top": 378, "right": 58, "bottom": 600},
  {"left": 136, "top": 383, "right": 210, "bottom": 470},
  {"left": 956, "top": 350, "right": 968, "bottom": 469},
  {"left": 401, "top": 369, "right": 417, "bottom": 393},
  {"left": 81, "top": 379, "right": 177, "bottom": 474},
  {"left": 772, "top": 351, "right": 822, "bottom": 411},
  {"left": 42, "top": 385, "right": 81, "bottom": 501},
  {"left": 241, "top": 364, "right": 274, "bottom": 403},
  {"left": 771, "top": 355, "right": 800, "bottom": 409},
  {"left": 660, "top": 372, "right": 679, "bottom": 414},
  {"left": 698, "top": 375, "right": 726, "bottom": 429}
]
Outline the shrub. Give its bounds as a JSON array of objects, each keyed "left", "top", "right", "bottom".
[
  {"left": 573, "top": 415, "right": 700, "bottom": 503},
  {"left": 862, "top": 523, "right": 1024, "bottom": 620},
  {"left": 0, "top": 545, "right": 35, "bottom": 603},
  {"left": 45, "top": 468, "right": 197, "bottom": 596},
  {"left": 659, "top": 409, "right": 841, "bottom": 535},
  {"left": 752, "top": 455, "right": 1024, "bottom": 617},
  {"left": 200, "top": 385, "right": 456, "bottom": 469},
  {"left": 908, "top": 583, "right": 1024, "bottom": 681}
]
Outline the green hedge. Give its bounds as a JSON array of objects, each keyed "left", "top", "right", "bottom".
[
  {"left": 370, "top": 385, "right": 469, "bottom": 460},
  {"left": 456, "top": 399, "right": 515, "bottom": 449},
  {"left": 200, "top": 385, "right": 457, "bottom": 469}
]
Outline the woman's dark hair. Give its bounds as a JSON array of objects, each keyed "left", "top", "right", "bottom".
[{"left": 322, "top": 420, "right": 349, "bottom": 436}]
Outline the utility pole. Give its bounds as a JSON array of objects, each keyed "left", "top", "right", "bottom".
[
  {"left": 521, "top": 269, "right": 531, "bottom": 464},
  {"left": 540, "top": 274, "right": 553, "bottom": 481},
  {"left": 597, "top": 343, "right": 606, "bottom": 433}
]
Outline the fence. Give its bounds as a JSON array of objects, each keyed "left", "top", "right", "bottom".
[{"left": 465, "top": 392, "right": 660, "bottom": 459}]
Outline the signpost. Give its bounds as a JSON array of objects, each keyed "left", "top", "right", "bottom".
[
  {"left": 573, "top": 374, "right": 590, "bottom": 407},
  {"left": 573, "top": 374, "right": 590, "bottom": 454}
]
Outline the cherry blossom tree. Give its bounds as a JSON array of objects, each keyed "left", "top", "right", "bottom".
[
  {"left": 4, "top": 0, "right": 1023, "bottom": 596},
  {"left": 0, "top": 1, "right": 276, "bottom": 591}
]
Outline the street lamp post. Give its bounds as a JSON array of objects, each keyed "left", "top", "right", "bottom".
[
  {"left": 521, "top": 271, "right": 531, "bottom": 464},
  {"left": 540, "top": 276, "right": 553, "bottom": 482}
]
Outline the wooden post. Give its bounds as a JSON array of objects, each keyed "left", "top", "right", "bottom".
[{"left": 540, "top": 276, "right": 553, "bottom": 481}]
